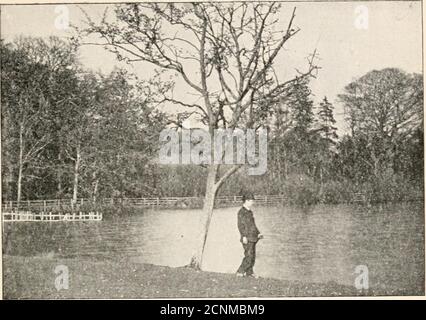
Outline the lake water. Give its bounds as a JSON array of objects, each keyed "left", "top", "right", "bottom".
[{"left": 3, "top": 203, "right": 424, "bottom": 295}]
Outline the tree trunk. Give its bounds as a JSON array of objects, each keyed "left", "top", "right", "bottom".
[
  {"left": 17, "top": 125, "right": 24, "bottom": 206},
  {"left": 371, "top": 151, "right": 380, "bottom": 178},
  {"left": 189, "top": 164, "right": 219, "bottom": 269},
  {"left": 17, "top": 162, "right": 23, "bottom": 207},
  {"left": 72, "top": 144, "right": 81, "bottom": 207},
  {"left": 57, "top": 144, "right": 64, "bottom": 197},
  {"left": 319, "top": 166, "right": 323, "bottom": 200},
  {"left": 92, "top": 178, "right": 99, "bottom": 203},
  {"left": 276, "top": 144, "right": 283, "bottom": 189}
]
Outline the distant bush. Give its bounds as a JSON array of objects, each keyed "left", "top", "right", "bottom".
[
  {"left": 319, "top": 180, "right": 354, "bottom": 204},
  {"left": 280, "top": 176, "right": 354, "bottom": 205},
  {"left": 276, "top": 173, "right": 422, "bottom": 206},
  {"left": 357, "top": 170, "right": 423, "bottom": 203},
  {"left": 282, "top": 174, "right": 320, "bottom": 205}
]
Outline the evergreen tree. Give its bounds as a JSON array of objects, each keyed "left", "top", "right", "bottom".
[{"left": 317, "top": 96, "right": 338, "bottom": 144}]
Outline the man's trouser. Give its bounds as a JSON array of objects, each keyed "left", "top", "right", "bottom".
[{"left": 237, "top": 241, "right": 257, "bottom": 275}]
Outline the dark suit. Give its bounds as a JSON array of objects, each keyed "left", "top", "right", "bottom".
[{"left": 237, "top": 206, "right": 260, "bottom": 275}]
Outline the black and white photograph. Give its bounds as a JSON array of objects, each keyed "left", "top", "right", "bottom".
[{"left": 0, "top": 0, "right": 424, "bottom": 299}]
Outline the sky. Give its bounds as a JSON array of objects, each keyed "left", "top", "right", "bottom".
[{"left": 1, "top": 1, "right": 423, "bottom": 135}]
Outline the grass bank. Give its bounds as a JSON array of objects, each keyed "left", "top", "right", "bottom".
[{"left": 3, "top": 255, "right": 383, "bottom": 299}]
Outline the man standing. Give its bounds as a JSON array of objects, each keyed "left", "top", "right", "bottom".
[{"left": 236, "top": 193, "right": 263, "bottom": 278}]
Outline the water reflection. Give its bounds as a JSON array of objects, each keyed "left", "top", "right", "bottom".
[{"left": 3, "top": 202, "right": 424, "bottom": 293}]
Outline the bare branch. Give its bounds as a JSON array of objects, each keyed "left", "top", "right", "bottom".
[{"left": 215, "top": 164, "right": 243, "bottom": 189}]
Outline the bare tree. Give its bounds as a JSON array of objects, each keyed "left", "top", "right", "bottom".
[
  {"left": 339, "top": 68, "right": 423, "bottom": 177},
  {"left": 79, "top": 2, "right": 318, "bottom": 269}
]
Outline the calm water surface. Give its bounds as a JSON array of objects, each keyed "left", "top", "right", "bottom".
[{"left": 3, "top": 203, "right": 424, "bottom": 294}]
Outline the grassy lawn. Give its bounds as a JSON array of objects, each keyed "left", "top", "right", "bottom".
[{"left": 2, "top": 255, "right": 371, "bottom": 299}]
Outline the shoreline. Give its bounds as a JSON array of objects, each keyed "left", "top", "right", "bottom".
[{"left": 3, "top": 255, "right": 420, "bottom": 299}]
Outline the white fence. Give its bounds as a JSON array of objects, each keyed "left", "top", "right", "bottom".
[{"left": 2, "top": 211, "right": 102, "bottom": 222}]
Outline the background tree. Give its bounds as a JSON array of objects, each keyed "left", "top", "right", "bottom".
[
  {"left": 85, "top": 69, "right": 167, "bottom": 201},
  {"left": 60, "top": 72, "right": 99, "bottom": 206},
  {"left": 268, "top": 78, "right": 316, "bottom": 186},
  {"left": 1, "top": 39, "right": 63, "bottom": 204},
  {"left": 317, "top": 96, "right": 338, "bottom": 144},
  {"left": 339, "top": 68, "right": 423, "bottom": 178},
  {"left": 1, "top": 36, "right": 166, "bottom": 205},
  {"left": 314, "top": 96, "right": 338, "bottom": 187}
]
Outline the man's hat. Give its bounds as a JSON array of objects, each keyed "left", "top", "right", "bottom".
[{"left": 242, "top": 193, "right": 255, "bottom": 202}]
